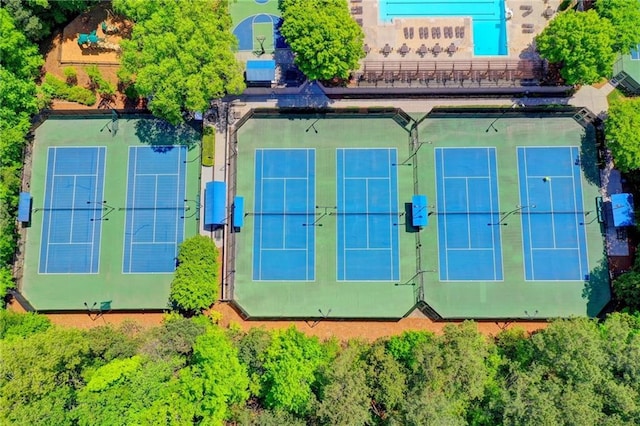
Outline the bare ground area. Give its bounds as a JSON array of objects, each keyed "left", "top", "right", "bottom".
[
  {"left": 8, "top": 298, "right": 548, "bottom": 339},
  {"left": 41, "top": 4, "right": 144, "bottom": 111}
]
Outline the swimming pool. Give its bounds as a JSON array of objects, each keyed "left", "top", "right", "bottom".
[{"left": 379, "top": 0, "right": 508, "bottom": 56}]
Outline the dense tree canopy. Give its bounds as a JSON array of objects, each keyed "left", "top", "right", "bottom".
[
  {"left": 2, "top": 0, "right": 98, "bottom": 42},
  {"left": 595, "top": 0, "right": 640, "bottom": 54},
  {"left": 279, "top": 0, "right": 365, "bottom": 81},
  {"left": 605, "top": 98, "right": 640, "bottom": 172},
  {"left": 113, "top": 0, "right": 244, "bottom": 124},
  {"left": 536, "top": 10, "right": 615, "bottom": 85},
  {"left": 0, "top": 9, "right": 44, "bottom": 303},
  {"left": 170, "top": 235, "right": 219, "bottom": 315},
  {"left": 3, "top": 313, "right": 640, "bottom": 424}
]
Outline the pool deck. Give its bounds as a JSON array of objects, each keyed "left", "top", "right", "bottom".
[{"left": 354, "top": 0, "right": 561, "bottom": 63}]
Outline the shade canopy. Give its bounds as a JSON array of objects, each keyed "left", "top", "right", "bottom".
[
  {"left": 611, "top": 193, "right": 635, "bottom": 227},
  {"left": 246, "top": 60, "right": 276, "bottom": 82}
]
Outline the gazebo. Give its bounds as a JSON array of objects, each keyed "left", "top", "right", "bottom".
[{"left": 612, "top": 45, "right": 640, "bottom": 94}]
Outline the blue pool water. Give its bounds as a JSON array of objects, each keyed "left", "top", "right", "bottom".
[{"left": 379, "top": 0, "right": 507, "bottom": 56}]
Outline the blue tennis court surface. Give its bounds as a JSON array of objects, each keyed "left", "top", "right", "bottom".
[
  {"left": 631, "top": 44, "right": 640, "bottom": 60},
  {"left": 123, "top": 146, "right": 187, "bottom": 273},
  {"left": 435, "top": 148, "right": 503, "bottom": 281},
  {"left": 337, "top": 148, "right": 400, "bottom": 281},
  {"left": 518, "top": 147, "right": 589, "bottom": 281},
  {"left": 253, "top": 149, "right": 315, "bottom": 281},
  {"left": 39, "top": 147, "right": 106, "bottom": 273}
]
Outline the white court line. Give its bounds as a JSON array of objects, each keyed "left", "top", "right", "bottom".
[
  {"left": 259, "top": 151, "right": 265, "bottom": 280},
  {"left": 465, "top": 178, "right": 472, "bottom": 249},
  {"left": 342, "top": 150, "right": 347, "bottom": 279},
  {"left": 569, "top": 147, "right": 584, "bottom": 275},
  {"left": 153, "top": 176, "right": 159, "bottom": 243},
  {"left": 487, "top": 148, "right": 497, "bottom": 280},
  {"left": 135, "top": 172, "right": 180, "bottom": 176},
  {"left": 53, "top": 173, "right": 99, "bottom": 177},
  {"left": 365, "top": 178, "right": 370, "bottom": 249},
  {"left": 131, "top": 241, "right": 176, "bottom": 245},
  {"left": 345, "top": 248, "right": 392, "bottom": 251},
  {"left": 127, "top": 147, "right": 139, "bottom": 272},
  {"left": 262, "top": 177, "right": 307, "bottom": 180},
  {"left": 522, "top": 148, "right": 536, "bottom": 280},
  {"left": 443, "top": 176, "right": 490, "bottom": 179},
  {"left": 91, "top": 147, "right": 105, "bottom": 273},
  {"left": 527, "top": 174, "right": 573, "bottom": 179},
  {"left": 548, "top": 174, "right": 557, "bottom": 249},
  {"left": 173, "top": 150, "right": 180, "bottom": 248},
  {"left": 48, "top": 242, "right": 93, "bottom": 245},
  {"left": 69, "top": 176, "right": 77, "bottom": 244},
  {"left": 531, "top": 247, "right": 579, "bottom": 251},
  {"left": 282, "top": 178, "right": 287, "bottom": 250},
  {"left": 447, "top": 247, "right": 496, "bottom": 251},
  {"left": 344, "top": 176, "right": 390, "bottom": 180},
  {"left": 439, "top": 149, "right": 450, "bottom": 280},
  {"left": 388, "top": 148, "right": 395, "bottom": 280},
  {"left": 44, "top": 147, "right": 58, "bottom": 272},
  {"left": 262, "top": 248, "right": 308, "bottom": 251}
]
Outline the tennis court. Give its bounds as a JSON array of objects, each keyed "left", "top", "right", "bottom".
[
  {"left": 123, "top": 146, "right": 187, "bottom": 274},
  {"left": 517, "top": 146, "right": 589, "bottom": 281},
  {"left": 21, "top": 116, "right": 201, "bottom": 311},
  {"left": 39, "top": 147, "right": 106, "bottom": 274},
  {"left": 231, "top": 111, "right": 610, "bottom": 319},
  {"left": 253, "top": 149, "right": 316, "bottom": 281},
  {"left": 435, "top": 147, "right": 502, "bottom": 281},
  {"left": 337, "top": 148, "right": 400, "bottom": 281}
]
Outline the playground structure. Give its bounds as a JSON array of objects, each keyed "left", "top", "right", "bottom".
[
  {"left": 101, "top": 10, "right": 120, "bottom": 35},
  {"left": 77, "top": 30, "right": 121, "bottom": 52}
]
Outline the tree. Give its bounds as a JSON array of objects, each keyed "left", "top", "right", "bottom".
[
  {"left": 0, "top": 310, "right": 51, "bottom": 341},
  {"left": 0, "top": 9, "right": 43, "bottom": 278},
  {"left": 0, "top": 328, "right": 91, "bottom": 425},
  {"left": 595, "top": 0, "right": 640, "bottom": 53},
  {"left": 139, "top": 314, "right": 208, "bottom": 361},
  {"left": 113, "top": 0, "right": 244, "bottom": 124},
  {"left": 73, "top": 356, "right": 193, "bottom": 426},
  {"left": 605, "top": 98, "right": 640, "bottom": 172},
  {"left": 260, "top": 326, "right": 331, "bottom": 415},
  {"left": 169, "top": 235, "right": 219, "bottom": 315},
  {"left": 613, "top": 270, "right": 640, "bottom": 311},
  {"left": 536, "top": 10, "right": 615, "bottom": 85},
  {"left": 363, "top": 341, "right": 407, "bottom": 422},
  {"left": 279, "top": 0, "right": 365, "bottom": 81},
  {"left": 2, "top": 0, "right": 99, "bottom": 42},
  {"left": 179, "top": 325, "right": 250, "bottom": 425},
  {"left": 315, "top": 344, "right": 371, "bottom": 426},
  {"left": 235, "top": 326, "right": 273, "bottom": 396}
]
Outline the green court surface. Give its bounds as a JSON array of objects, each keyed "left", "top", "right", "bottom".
[
  {"left": 21, "top": 116, "right": 201, "bottom": 311},
  {"left": 253, "top": 22, "right": 274, "bottom": 51},
  {"left": 231, "top": 111, "right": 610, "bottom": 319},
  {"left": 229, "top": 0, "right": 280, "bottom": 26}
]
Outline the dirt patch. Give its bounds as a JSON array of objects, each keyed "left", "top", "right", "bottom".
[
  {"left": 40, "top": 4, "right": 144, "bottom": 111},
  {"left": 9, "top": 297, "right": 547, "bottom": 339},
  {"left": 208, "top": 302, "right": 549, "bottom": 341},
  {"left": 60, "top": 3, "right": 131, "bottom": 66}
]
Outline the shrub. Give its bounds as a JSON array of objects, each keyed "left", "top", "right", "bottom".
[
  {"left": 169, "top": 235, "right": 219, "bottom": 315},
  {"left": 41, "top": 74, "right": 96, "bottom": 106},
  {"left": 202, "top": 126, "right": 215, "bottom": 167},
  {"left": 123, "top": 84, "right": 138, "bottom": 100},
  {"left": 84, "top": 65, "right": 115, "bottom": 97},
  {"left": 62, "top": 66, "right": 77, "bottom": 85},
  {"left": 0, "top": 310, "right": 51, "bottom": 341}
]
